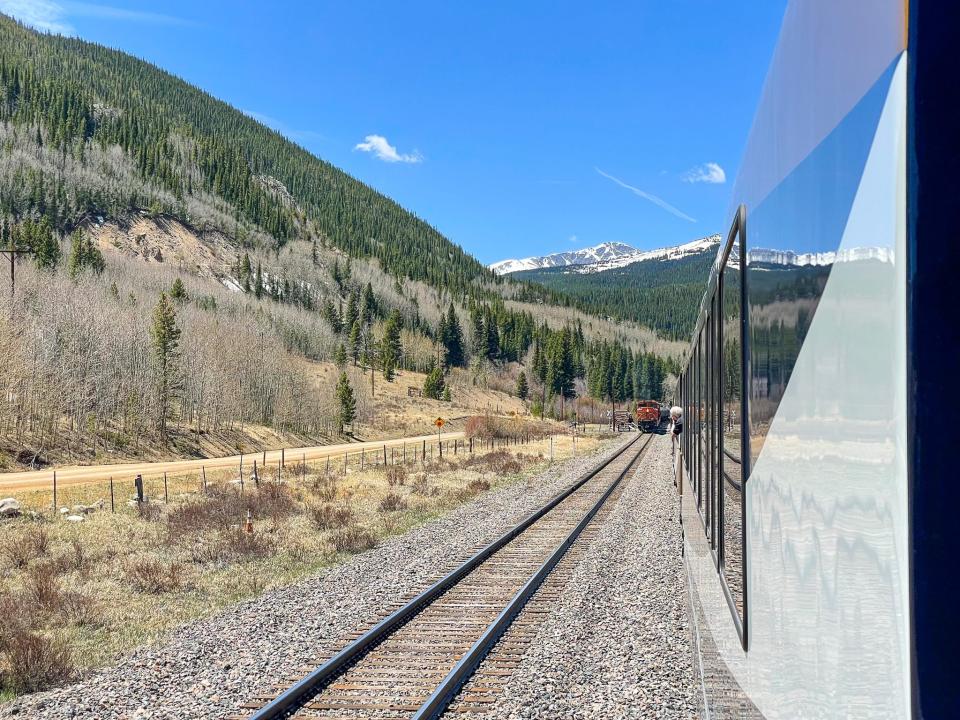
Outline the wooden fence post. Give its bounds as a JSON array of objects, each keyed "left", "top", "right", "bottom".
[
  {"left": 52, "top": 471, "right": 57, "bottom": 514},
  {"left": 163, "top": 472, "right": 169, "bottom": 503},
  {"left": 202, "top": 466, "right": 207, "bottom": 492},
  {"left": 383, "top": 445, "right": 387, "bottom": 465},
  {"left": 110, "top": 477, "right": 115, "bottom": 513}
]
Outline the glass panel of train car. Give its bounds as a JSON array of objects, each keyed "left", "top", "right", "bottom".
[
  {"left": 722, "top": 250, "right": 744, "bottom": 617},
  {"left": 697, "top": 325, "right": 710, "bottom": 516},
  {"left": 705, "top": 319, "right": 713, "bottom": 542}
]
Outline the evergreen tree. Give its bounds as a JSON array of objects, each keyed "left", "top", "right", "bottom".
[
  {"left": 423, "top": 361, "right": 445, "bottom": 400},
  {"left": 322, "top": 298, "right": 341, "bottom": 333},
  {"left": 381, "top": 309, "right": 403, "bottom": 381},
  {"left": 108, "top": 281, "right": 119, "bottom": 300},
  {"left": 440, "top": 303, "right": 464, "bottom": 368},
  {"left": 67, "top": 230, "right": 105, "bottom": 277},
  {"left": 33, "top": 219, "right": 60, "bottom": 270},
  {"left": 335, "top": 371, "right": 356, "bottom": 434},
  {"left": 170, "top": 277, "right": 188, "bottom": 303},
  {"left": 344, "top": 289, "right": 359, "bottom": 330},
  {"left": 360, "top": 282, "right": 375, "bottom": 325},
  {"left": 442, "top": 386, "right": 451, "bottom": 402},
  {"left": 470, "top": 306, "right": 485, "bottom": 361},
  {"left": 516, "top": 371, "right": 529, "bottom": 401},
  {"left": 334, "top": 342, "right": 348, "bottom": 368},
  {"left": 254, "top": 261, "right": 264, "bottom": 299},
  {"left": 150, "top": 292, "right": 181, "bottom": 442},
  {"left": 239, "top": 252, "right": 252, "bottom": 292},
  {"left": 349, "top": 320, "right": 362, "bottom": 366}
]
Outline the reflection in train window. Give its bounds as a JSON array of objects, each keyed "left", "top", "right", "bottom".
[{"left": 722, "top": 245, "right": 745, "bottom": 619}]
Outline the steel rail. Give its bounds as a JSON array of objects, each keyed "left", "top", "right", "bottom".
[
  {"left": 413, "top": 432, "right": 652, "bottom": 720},
  {"left": 247, "top": 433, "right": 642, "bottom": 720}
]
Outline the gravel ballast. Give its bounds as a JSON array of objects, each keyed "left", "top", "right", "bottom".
[
  {"left": 1, "top": 437, "right": 632, "bottom": 720},
  {"left": 485, "top": 432, "right": 697, "bottom": 719}
]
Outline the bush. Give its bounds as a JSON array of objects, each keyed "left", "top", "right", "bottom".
[
  {"left": 378, "top": 492, "right": 408, "bottom": 513},
  {"left": 330, "top": 526, "right": 377, "bottom": 553},
  {"left": 309, "top": 474, "right": 338, "bottom": 502},
  {"left": 2, "top": 527, "right": 49, "bottom": 569},
  {"left": 167, "top": 484, "right": 298, "bottom": 536},
  {"left": 464, "top": 415, "right": 549, "bottom": 441},
  {"left": 310, "top": 504, "right": 354, "bottom": 531},
  {"left": 385, "top": 465, "right": 407, "bottom": 487},
  {"left": 467, "top": 479, "right": 491, "bottom": 494},
  {"left": 0, "top": 630, "right": 75, "bottom": 694},
  {"left": 23, "top": 563, "right": 61, "bottom": 611},
  {"left": 124, "top": 557, "right": 184, "bottom": 594},
  {"left": 410, "top": 474, "right": 437, "bottom": 497},
  {"left": 188, "top": 527, "right": 275, "bottom": 565},
  {"left": 461, "top": 450, "right": 522, "bottom": 475}
]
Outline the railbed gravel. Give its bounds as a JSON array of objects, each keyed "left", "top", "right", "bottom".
[
  {"left": 485, "top": 432, "right": 697, "bottom": 719},
  {"left": 0, "top": 436, "right": 631, "bottom": 720}
]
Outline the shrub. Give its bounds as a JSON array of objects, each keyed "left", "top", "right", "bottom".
[
  {"left": 330, "top": 526, "right": 377, "bottom": 553},
  {"left": 1, "top": 527, "right": 49, "bottom": 569},
  {"left": 59, "top": 590, "right": 99, "bottom": 627},
  {"left": 385, "top": 465, "right": 407, "bottom": 487},
  {"left": 310, "top": 504, "right": 354, "bottom": 531},
  {"left": 410, "top": 474, "right": 437, "bottom": 497},
  {"left": 467, "top": 479, "right": 491, "bottom": 493},
  {"left": 461, "top": 450, "right": 522, "bottom": 475},
  {"left": 136, "top": 501, "right": 163, "bottom": 522},
  {"left": 309, "top": 474, "right": 338, "bottom": 502},
  {"left": 23, "top": 563, "right": 61, "bottom": 611},
  {"left": 378, "top": 492, "right": 408, "bottom": 513},
  {"left": 0, "top": 630, "right": 75, "bottom": 694},
  {"left": 167, "top": 484, "right": 298, "bottom": 537},
  {"left": 124, "top": 557, "right": 184, "bottom": 594},
  {"left": 465, "top": 415, "right": 550, "bottom": 441}
]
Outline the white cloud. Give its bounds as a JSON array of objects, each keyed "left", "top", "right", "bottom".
[
  {"left": 0, "top": 0, "right": 190, "bottom": 35},
  {"left": 595, "top": 168, "right": 697, "bottom": 223},
  {"left": 683, "top": 162, "right": 726, "bottom": 184},
  {"left": 568, "top": 235, "right": 578, "bottom": 243},
  {"left": 0, "top": 0, "right": 74, "bottom": 34},
  {"left": 354, "top": 135, "right": 422, "bottom": 164}
]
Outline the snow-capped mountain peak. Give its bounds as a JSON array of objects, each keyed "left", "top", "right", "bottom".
[
  {"left": 490, "top": 235, "right": 722, "bottom": 275},
  {"left": 489, "top": 242, "right": 637, "bottom": 275}
]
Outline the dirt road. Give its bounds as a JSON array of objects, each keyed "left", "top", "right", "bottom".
[{"left": 0, "top": 432, "right": 465, "bottom": 493}]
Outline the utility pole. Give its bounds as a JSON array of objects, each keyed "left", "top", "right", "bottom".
[{"left": 0, "top": 245, "right": 33, "bottom": 299}]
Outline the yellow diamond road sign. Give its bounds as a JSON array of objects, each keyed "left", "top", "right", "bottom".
[{"left": 434, "top": 417, "right": 445, "bottom": 428}]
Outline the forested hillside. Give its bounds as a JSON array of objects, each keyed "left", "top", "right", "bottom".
[
  {"left": 515, "top": 250, "right": 716, "bottom": 341},
  {"left": 0, "top": 14, "right": 681, "bottom": 467}
]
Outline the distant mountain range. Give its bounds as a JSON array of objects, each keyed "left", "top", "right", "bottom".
[
  {"left": 490, "top": 242, "right": 637, "bottom": 274},
  {"left": 491, "top": 235, "right": 721, "bottom": 275}
]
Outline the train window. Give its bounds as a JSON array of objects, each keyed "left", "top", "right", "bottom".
[
  {"left": 705, "top": 313, "right": 715, "bottom": 546},
  {"left": 721, "top": 207, "right": 747, "bottom": 644},
  {"left": 697, "top": 334, "right": 707, "bottom": 515}
]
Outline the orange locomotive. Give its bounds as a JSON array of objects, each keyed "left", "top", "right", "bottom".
[{"left": 636, "top": 400, "right": 661, "bottom": 432}]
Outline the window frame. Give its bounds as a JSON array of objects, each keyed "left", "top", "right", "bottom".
[{"left": 680, "top": 204, "right": 750, "bottom": 652}]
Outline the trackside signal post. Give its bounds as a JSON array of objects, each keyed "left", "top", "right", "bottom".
[{"left": 435, "top": 417, "right": 445, "bottom": 456}]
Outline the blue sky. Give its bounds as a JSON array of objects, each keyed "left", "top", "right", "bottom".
[{"left": 2, "top": 0, "right": 786, "bottom": 264}]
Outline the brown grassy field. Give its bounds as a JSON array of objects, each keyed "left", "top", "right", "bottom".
[{"left": 0, "top": 431, "right": 612, "bottom": 700}]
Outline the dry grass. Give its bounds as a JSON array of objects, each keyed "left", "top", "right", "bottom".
[
  {"left": 0, "top": 430, "right": 611, "bottom": 698},
  {"left": 124, "top": 557, "right": 185, "bottom": 594}
]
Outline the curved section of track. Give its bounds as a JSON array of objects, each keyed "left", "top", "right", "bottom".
[{"left": 241, "top": 434, "right": 653, "bottom": 720}]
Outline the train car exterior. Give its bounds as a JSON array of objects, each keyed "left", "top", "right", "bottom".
[{"left": 675, "top": 1, "right": 959, "bottom": 718}]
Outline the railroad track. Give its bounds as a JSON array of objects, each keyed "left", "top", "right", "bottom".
[{"left": 239, "top": 433, "right": 653, "bottom": 720}]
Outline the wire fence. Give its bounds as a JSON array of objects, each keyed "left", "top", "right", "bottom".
[{"left": 13, "top": 428, "right": 609, "bottom": 515}]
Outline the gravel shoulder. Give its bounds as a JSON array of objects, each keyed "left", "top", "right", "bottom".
[
  {"left": 1, "top": 436, "right": 631, "bottom": 720},
  {"left": 486, "top": 432, "right": 697, "bottom": 719}
]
